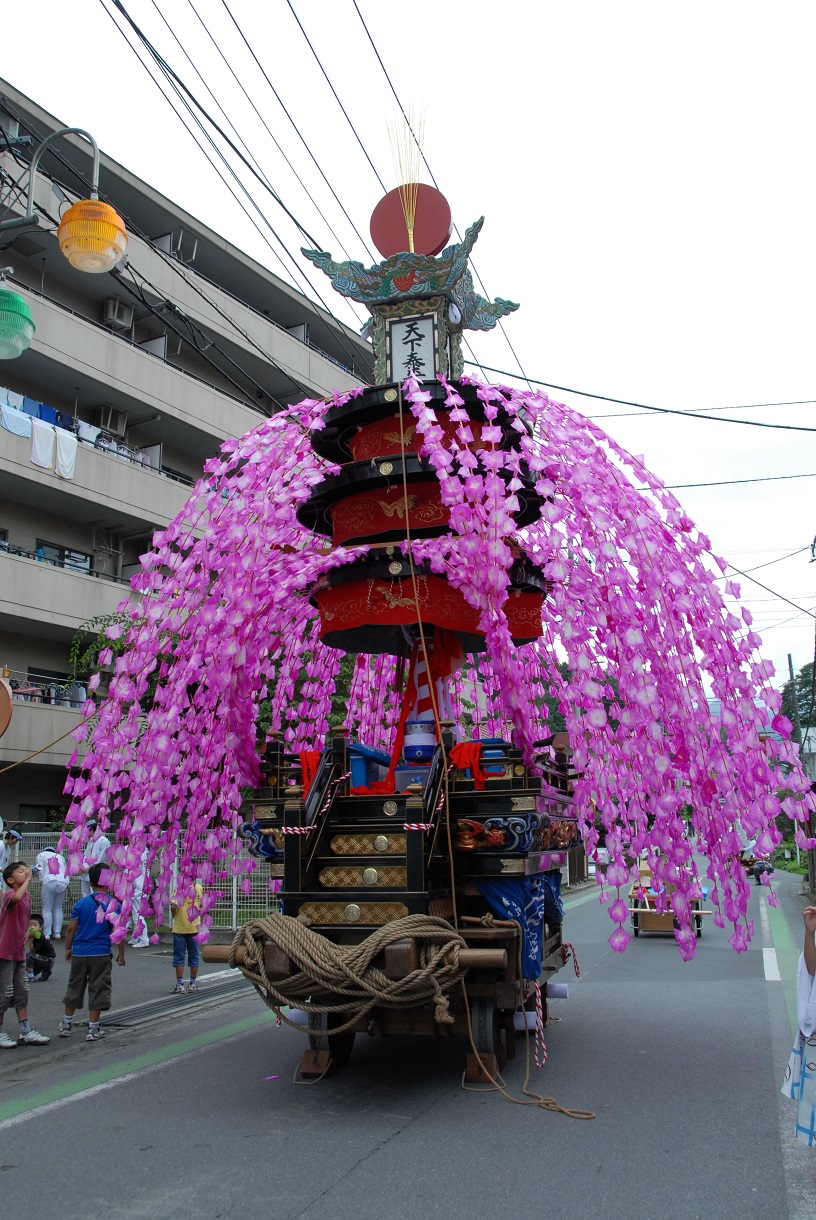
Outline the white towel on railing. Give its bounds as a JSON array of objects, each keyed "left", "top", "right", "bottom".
[
  {"left": 30, "top": 417, "right": 56, "bottom": 468},
  {"left": 55, "top": 427, "right": 78, "bottom": 479},
  {"left": 1, "top": 404, "right": 33, "bottom": 437}
]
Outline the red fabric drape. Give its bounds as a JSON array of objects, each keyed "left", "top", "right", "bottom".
[
  {"left": 299, "top": 750, "right": 323, "bottom": 796},
  {"left": 449, "top": 741, "right": 489, "bottom": 790}
]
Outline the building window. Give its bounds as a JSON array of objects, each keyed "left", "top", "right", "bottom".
[{"left": 35, "top": 539, "right": 92, "bottom": 574}]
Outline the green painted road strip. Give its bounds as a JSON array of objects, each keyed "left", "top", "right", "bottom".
[
  {"left": 0, "top": 1008, "right": 276, "bottom": 1123},
  {"left": 563, "top": 887, "right": 600, "bottom": 910},
  {"left": 766, "top": 896, "right": 801, "bottom": 1038}
]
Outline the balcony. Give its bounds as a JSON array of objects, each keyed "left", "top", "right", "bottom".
[
  {"left": 0, "top": 548, "right": 127, "bottom": 635},
  {"left": 0, "top": 699, "right": 84, "bottom": 768},
  {"left": 17, "top": 287, "right": 260, "bottom": 445},
  {"left": 0, "top": 423, "right": 190, "bottom": 531}
]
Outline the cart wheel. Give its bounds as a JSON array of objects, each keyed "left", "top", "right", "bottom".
[
  {"left": 471, "top": 997, "right": 507, "bottom": 1073},
  {"left": 327, "top": 1013, "right": 355, "bottom": 1068}
]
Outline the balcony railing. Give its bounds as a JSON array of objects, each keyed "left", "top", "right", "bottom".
[{"left": 0, "top": 541, "right": 131, "bottom": 586}]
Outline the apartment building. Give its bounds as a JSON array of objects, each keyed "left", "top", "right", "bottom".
[{"left": 0, "top": 78, "right": 370, "bottom": 829}]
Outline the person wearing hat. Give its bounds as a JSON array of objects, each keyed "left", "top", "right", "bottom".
[
  {"left": 0, "top": 830, "right": 23, "bottom": 890},
  {"left": 79, "top": 820, "right": 111, "bottom": 898},
  {"left": 33, "top": 844, "right": 69, "bottom": 938}
]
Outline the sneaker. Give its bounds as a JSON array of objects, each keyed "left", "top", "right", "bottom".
[
  {"left": 58, "top": 1021, "right": 73, "bottom": 1038},
  {"left": 170, "top": 983, "right": 186, "bottom": 994},
  {"left": 0, "top": 1030, "right": 17, "bottom": 1049},
  {"left": 26, "top": 973, "right": 35, "bottom": 982},
  {"left": 18, "top": 1029, "right": 50, "bottom": 1045},
  {"left": 187, "top": 982, "right": 199, "bottom": 993},
  {"left": 129, "top": 937, "right": 149, "bottom": 948},
  {"left": 85, "top": 1028, "right": 106, "bottom": 1042}
]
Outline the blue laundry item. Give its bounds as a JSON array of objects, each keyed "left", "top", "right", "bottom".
[
  {"left": 476, "top": 876, "right": 552, "bottom": 979},
  {"left": 22, "top": 396, "right": 41, "bottom": 418},
  {"left": 39, "top": 404, "right": 57, "bottom": 424},
  {"left": 55, "top": 411, "right": 74, "bottom": 431}
]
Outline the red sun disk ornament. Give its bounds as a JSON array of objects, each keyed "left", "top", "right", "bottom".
[{"left": 370, "top": 184, "right": 453, "bottom": 258}]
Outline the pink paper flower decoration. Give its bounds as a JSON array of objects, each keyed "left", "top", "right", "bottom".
[{"left": 55, "top": 377, "right": 815, "bottom": 960}]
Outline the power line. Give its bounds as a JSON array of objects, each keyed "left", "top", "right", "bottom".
[
  {"left": 99, "top": 1, "right": 370, "bottom": 374},
  {"left": 219, "top": 0, "right": 377, "bottom": 262},
  {"left": 285, "top": 1, "right": 387, "bottom": 193},
  {"left": 181, "top": 0, "right": 357, "bottom": 263},
  {"left": 665, "top": 472, "right": 816, "bottom": 490},
  {"left": 109, "top": 0, "right": 324, "bottom": 248},
  {"left": 351, "top": 0, "right": 533, "bottom": 391},
  {"left": 0, "top": 122, "right": 310, "bottom": 409},
  {"left": 463, "top": 360, "right": 816, "bottom": 432},
  {"left": 726, "top": 547, "right": 810, "bottom": 576},
  {"left": 721, "top": 561, "right": 816, "bottom": 619}
]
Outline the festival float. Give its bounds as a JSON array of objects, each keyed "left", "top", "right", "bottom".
[{"left": 60, "top": 138, "right": 816, "bottom": 1086}]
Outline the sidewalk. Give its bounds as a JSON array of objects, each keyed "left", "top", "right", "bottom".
[{"left": 12, "top": 940, "right": 235, "bottom": 1039}]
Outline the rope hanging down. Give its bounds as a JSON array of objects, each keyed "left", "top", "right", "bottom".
[{"left": 230, "top": 913, "right": 468, "bottom": 1036}]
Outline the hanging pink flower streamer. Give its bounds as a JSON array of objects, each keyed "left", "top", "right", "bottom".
[{"left": 59, "top": 379, "right": 815, "bottom": 959}]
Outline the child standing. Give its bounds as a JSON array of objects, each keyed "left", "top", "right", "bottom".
[
  {"left": 170, "top": 880, "right": 203, "bottom": 994},
  {"left": 0, "top": 863, "right": 50, "bottom": 1048},
  {"left": 26, "top": 912, "right": 56, "bottom": 981},
  {"left": 781, "top": 905, "right": 816, "bottom": 1145},
  {"left": 59, "top": 862, "right": 125, "bottom": 1042}
]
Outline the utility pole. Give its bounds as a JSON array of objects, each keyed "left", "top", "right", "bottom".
[{"left": 788, "top": 653, "right": 815, "bottom": 895}]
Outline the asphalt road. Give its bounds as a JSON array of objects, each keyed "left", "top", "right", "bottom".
[{"left": 0, "top": 868, "right": 812, "bottom": 1220}]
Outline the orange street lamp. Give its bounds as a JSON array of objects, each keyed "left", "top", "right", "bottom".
[{"left": 0, "top": 127, "right": 127, "bottom": 274}]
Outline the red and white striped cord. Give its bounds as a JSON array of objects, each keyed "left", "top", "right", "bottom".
[
  {"left": 280, "top": 825, "right": 314, "bottom": 835},
  {"left": 403, "top": 823, "right": 434, "bottom": 832},
  {"left": 561, "top": 942, "right": 581, "bottom": 977},
  {"left": 534, "top": 981, "right": 547, "bottom": 1067},
  {"left": 318, "top": 770, "right": 351, "bottom": 817}
]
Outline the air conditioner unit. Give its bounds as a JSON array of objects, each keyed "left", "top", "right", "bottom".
[
  {"left": 102, "top": 296, "right": 135, "bottom": 332},
  {"left": 94, "top": 404, "right": 129, "bottom": 438}
]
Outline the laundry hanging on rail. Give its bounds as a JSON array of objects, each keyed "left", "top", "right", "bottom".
[
  {"left": 55, "top": 428, "right": 78, "bottom": 479},
  {"left": 30, "top": 417, "right": 56, "bottom": 469},
  {"left": 0, "top": 404, "right": 33, "bottom": 438}
]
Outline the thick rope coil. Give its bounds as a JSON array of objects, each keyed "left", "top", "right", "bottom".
[{"left": 230, "top": 913, "right": 468, "bottom": 1037}]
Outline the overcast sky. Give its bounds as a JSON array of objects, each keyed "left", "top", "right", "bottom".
[{"left": 3, "top": 0, "right": 814, "bottom": 691}]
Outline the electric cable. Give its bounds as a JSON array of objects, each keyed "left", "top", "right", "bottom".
[
  {"left": 351, "top": 0, "right": 533, "bottom": 391},
  {"left": 97, "top": 2, "right": 371, "bottom": 372},
  {"left": 182, "top": 0, "right": 357, "bottom": 262},
  {"left": 664, "top": 473, "right": 816, "bottom": 490},
  {"left": 219, "top": 0, "right": 377, "bottom": 261},
  {"left": 109, "top": 0, "right": 324, "bottom": 248},
  {"left": 116, "top": 267, "right": 285, "bottom": 411},
  {"left": 0, "top": 121, "right": 324, "bottom": 403},
  {"left": 463, "top": 360, "right": 816, "bottom": 431},
  {"left": 0, "top": 103, "right": 369, "bottom": 401},
  {"left": 285, "top": 1, "right": 386, "bottom": 193},
  {"left": 718, "top": 562, "right": 815, "bottom": 619}
]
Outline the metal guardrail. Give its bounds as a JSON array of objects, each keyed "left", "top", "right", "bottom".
[{"left": 10, "top": 833, "right": 280, "bottom": 932}]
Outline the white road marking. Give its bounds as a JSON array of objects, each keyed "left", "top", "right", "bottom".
[{"left": 763, "top": 947, "right": 781, "bottom": 981}]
